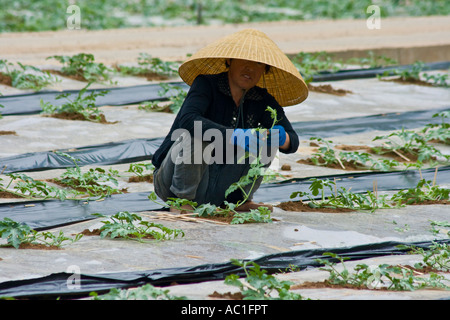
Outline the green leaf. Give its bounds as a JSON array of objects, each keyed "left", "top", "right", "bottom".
[{"left": 194, "top": 203, "right": 217, "bottom": 217}]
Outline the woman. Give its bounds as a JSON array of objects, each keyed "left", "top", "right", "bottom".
[{"left": 152, "top": 28, "right": 308, "bottom": 212}]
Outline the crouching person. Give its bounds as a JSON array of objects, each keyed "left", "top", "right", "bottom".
[{"left": 152, "top": 29, "right": 308, "bottom": 212}]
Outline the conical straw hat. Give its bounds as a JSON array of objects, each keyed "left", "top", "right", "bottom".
[{"left": 178, "top": 28, "right": 308, "bottom": 107}]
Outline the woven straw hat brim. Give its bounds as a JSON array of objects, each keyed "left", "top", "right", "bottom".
[{"left": 178, "top": 29, "right": 308, "bottom": 107}]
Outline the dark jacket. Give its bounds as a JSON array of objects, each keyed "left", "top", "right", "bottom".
[{"left": 152, "top": 72, "right": 299, "bottom": 168}]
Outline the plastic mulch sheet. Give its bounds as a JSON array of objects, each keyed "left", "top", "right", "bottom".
[
  {"left": 0, "top": 137, "right": 164, "bottom": 174},
  {"left": 253, "top": 165, "right": 450, "bottom": 204},
  {"left": 292, "top": 106, "right": 450, "bottom": 139},
  {"left": 1, "top": 107, "right": 448, "bottom": 174},
  {"left": 0, "top": 239, "right": 447, "bottom": 299},
  {"left": 1, "top": 61, "right": 448, "bottom": 116},
  {"left": 311, "top": 61, "right": 450, "bottom": 81},
  {"left": 1, "top": 166, "right": 448, "bottom": 231},
  {"left": 0, "top": 82, "right": 189, "bottom": 116}
]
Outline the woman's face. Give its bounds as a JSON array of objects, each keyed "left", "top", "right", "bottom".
[{"left": 227, "top": 59, "right": 266, "bottom": 91}]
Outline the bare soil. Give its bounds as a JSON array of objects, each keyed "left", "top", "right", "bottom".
[
  {"left": 0, "top": 190, "right": 25, "bottom": 199},
  {"left": 277, "top": 201, "right": 354, "bottom": 213},
  {"left": 43, "top": 69, "right": 87, "bottom": 82},
  {"left": 382, "top": 77, "right": 436, "bottom": 87},
  {"left": 296, "top": 158, "right": 364, "bottom": 171},
  {"left": 80, "top": 228, "right": 102, "bottom": 236},
  {"left": 209, "top": 291, "right": 245, "bottom": 300},
  {"left": 44, "top": 68, "right": 170, "bottom": 83},
  {"left": 18, "top": 243, "right": 62, "bottom": 250},
  {"left": 370, "top": 147, "right": 421, "bottom": 162},
  {"left": 335, "top": 144, "right": 373, "bottom": 152},
  {"left": 43, "top": 112, "right": 117, "bottom": 124},
  {"left": 113, "top": 65, "right": 171, "bottom": 81},
  {"left": 0, "top": 72, "right": 12, "bottom": 86},
  {"left": 0, "top": 131, "right": 17, "bottom": 135},
  {"left": 1, "top": 243, "right": 61, "bottom": 250},
  {"left": 296, "top": 143, "right": 439, "bottom": 171},
  {"left": 307, "top": 84, "right": 352, "bottom": 96},
  {"left": 80, "top": 228, "right": 156, "bottom": 240},
  {"left": 128, "top": 175, "right": 154, "bottom": 183},
  {"left": 404, "top": 199, "right": 449, "bottom": 205},
  {"left": 47, "top": 178, "right": 128, "bottom": 195},
  {"left": 208, "top": 264, "right": 449, "bottom": 299}
]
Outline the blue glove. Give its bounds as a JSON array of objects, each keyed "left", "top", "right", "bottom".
[
  {"left": 267, "top": 125, "right": 286, "bottom": 147},
  {"left": 231, "top": 128, "right": 261, "bottom": 154}
]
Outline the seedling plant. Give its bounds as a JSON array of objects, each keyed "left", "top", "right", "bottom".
[
  {"left": 127, "top": 162, "right": 155, "bottom": 177},
  {"left": 1, "top": 173, "right": 80, "bottom": 200},
  {"left": 291, "top": 51, "right": 399, "bottom": 84},
  {"left": 421, "top": 111, "right": 450, "bottom": 145},
  {"left": 0, "top": 157, "right": 127, "bottom": 200},
  {"left": 55, "top": 152, "right": 123, "bottom": 199},
  {"left": 290, "top": 51, "right": 342, "bottom": 84},
  {"left": 308, "top": 137, "right": 400, "bottom": 171},
  {"left": 315, "top": 245, "right": 450, "bottom": 291},
  {"left": 390, "top": 178, "right": 450, "bottom": 205},
  {"left": 378, "top": 61, "right": 449, "bottom": 87},
  {"left": 224, "top": 259, "right": 307, "bottom": 300},
  {"left": 399, "top": 241, "right": 450, "bottom": 272},
  {"left": 40, "top": 83, "right": 109, "bottom": 122},
  {"left": 290, "top": 178, "right": 392, "bottom": 212},
  {"left": 372, "top": 127, "right": 448, "bottom": 163},
  {"left": 139, "top": 83, "right": 187, "bottom": 114},
  {"left": 47, "top": 53, "right": 114, "bottom": 83},
  {"left": 309, "top": 137, "right": 347, "bottom": 169},
  {"left": 0, "top": 217, "right": 82, "bottom": 249},
  {"left": 307, "top": 122, "right": 449, "bottom": 172},
  {"left": 429, "top": 220, "right": 450, "bottom": 238},
  {"left": 290, "top": 177, "right": 449, "bottom": 212},
  {"left": 90, "top": 283, "right": 186, "bottom": 300},
  {"left": 126, "top": 162, "right": 155, "bottom": 182},
  {"left": 0, "top": 59, "right": 59, "bottom": 91},
  {"left": 346, "top": 51, "right": 398, "bottom": 69},
  {"left": 92, "top": 211, "right": 185, "bottom": 242},
  {"left": 117, "top": 53, "right": 180, "bottom": 78}
]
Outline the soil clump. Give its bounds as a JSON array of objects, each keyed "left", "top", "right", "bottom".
[
  {"left": 44, "top": 112, "right": 117, "bottom": 124},
  {"left": 277, "top": 201, "right": 354, "bottom": 213},
  {"left": 307, "top": 83, "right": 352, "bottom": 96},
  {"left": 128, "top": 175, "right": 153, "bottom": 183},
  {"left": 0, "top": 131, "right": 17, "bottom": 135}
]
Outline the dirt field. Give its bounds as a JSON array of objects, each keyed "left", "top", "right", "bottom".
[{"left": 1, "top": 15, "right": 450, "bottom": 66}]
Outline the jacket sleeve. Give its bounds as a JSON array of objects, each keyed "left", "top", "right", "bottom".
[{"left": 176, "top": 75, "right": 230, "bottom": 136}]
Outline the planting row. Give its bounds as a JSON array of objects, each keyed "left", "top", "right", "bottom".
[
  {"left": 1, "top": 52, "right": 448, "bottom": 123},
  {"left": 1, "top": 217, "right": 448, "bottom": 300},
  {"left": 1, "top": 168, "right": 448, "bottom": 250},
  {"left": 0, "top": 210, "right": 184, "bottom": 250},
  {"left": 1, "top": 51, "right": 448, "bottom": 94},
  {"left": 298, "top": 110, "right": 449, "bottom": 172},
  {"left": 90, "top": 237, "right": 450, "bottom": 300}
]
